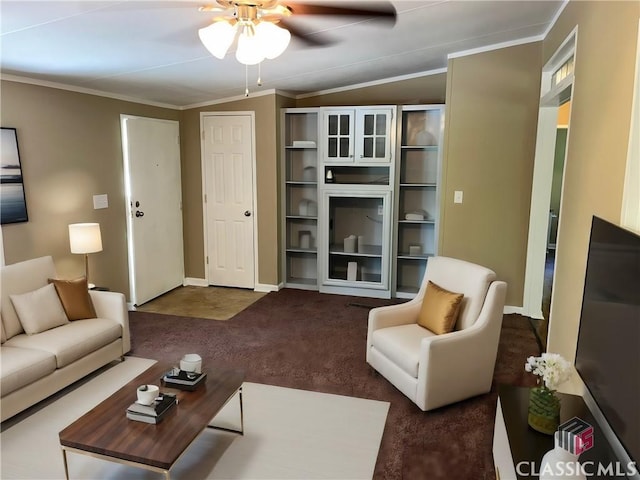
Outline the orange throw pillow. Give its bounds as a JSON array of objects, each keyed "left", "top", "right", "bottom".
[
  {"left": 48, "top": 277, "right": 97, "bottom": 321},
  {"left": 417, "top": 281, "right": 464, "bottom": 335}
]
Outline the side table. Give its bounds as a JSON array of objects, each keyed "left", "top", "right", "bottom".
[{"left": 493, "top": 384, "right": 627, "bottom": 479}]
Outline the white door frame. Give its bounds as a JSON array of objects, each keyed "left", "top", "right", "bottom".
[
  {"left": 199, "top": 111, "right": 259, "bottom": 288},
  {"left": 522, "top": 29, "right": 577, "bottom": 319}
]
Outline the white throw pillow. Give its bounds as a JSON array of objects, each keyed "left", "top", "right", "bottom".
[{"left": 10, "top": 283, "right": 69, "bottom": 335}]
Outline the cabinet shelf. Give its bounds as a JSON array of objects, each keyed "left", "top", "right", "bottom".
[
  {"left": 401, "top": 145, "right": 439, "bottom": 151},
  {"left": 286, "top": 247, "right": 317, "bottom": 254},
  {"left": 286, "top": 181, "right": 317, "bottom": 186},
  {"left": 329, "top": 244, "right": 382, "bottom": 257},
  {"left": 397, "top": 253, "right": 432, "bottom": 260},
  {"left": 399, "top": 182, "right": 436, "bottom": 188},
  {"left": 286, "top": 215, "right": 317, "bottom": 220},
  {"left": 285, "top": 146, "right": 317, "bottom": 150},
  {"left": 398, "top": 219, "right": 436, "bottom": 225}
]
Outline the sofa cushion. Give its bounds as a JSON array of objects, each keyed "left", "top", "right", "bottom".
[
  {"left": 1, "top": 256, "right": 58, "bottom": 339},
  {"left": 49, "top": 277, "right": 97, "bottom": 321},
  {"left": 371, "top": 324, "right": 435, "bottom": 378},
  {"left": 3, "top": 318, "right": 121, "bottom": 368},
  {"left": 0, "top": 346, "right": 57, "bottom": 396},
  {"left": 10, "top": 284, "right": 70, "bottom": 335},
  {"left": 417, "top": 281, "right": 463, "bottom": 335}
]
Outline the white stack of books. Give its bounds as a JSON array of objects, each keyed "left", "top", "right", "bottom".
[{"left": 126, "top": 393, "right": 177, "bottom": 424}]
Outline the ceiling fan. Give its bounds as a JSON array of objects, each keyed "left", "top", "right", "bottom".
[{"left": 197, "top": 1, "right": 397, "bottom": 65}]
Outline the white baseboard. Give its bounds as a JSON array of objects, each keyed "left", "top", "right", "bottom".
[
  {"left": 503, "top": 305, "right": 524, "bottom": 315},
  {"left": 183, "top": 277, "right": 208, "bottom": 287},
  {"left": 255, "top": 282, "right": 281, "bottom": 293}
]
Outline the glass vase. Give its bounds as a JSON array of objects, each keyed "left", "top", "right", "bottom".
[{"left": 528, "top": 385, "right": 560, "bottom": 435}]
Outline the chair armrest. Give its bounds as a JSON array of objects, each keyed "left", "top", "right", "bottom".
[
  {"left": 416, "top": 281, "right": 507, "bottom": 410},
  {"left": 89, "top": 290, "right": 131, "bottom": 354},
  {"left": 368, "top": 298, "right": 422, "bottom": 331}
]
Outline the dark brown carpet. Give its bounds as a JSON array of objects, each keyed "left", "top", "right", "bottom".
[{"left": 128, "top": 288, "right": 540, "bottom": 479}]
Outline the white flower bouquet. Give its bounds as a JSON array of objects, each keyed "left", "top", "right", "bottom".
[{"left": 524, "top": 352, "right": 571, "bottom": 391}]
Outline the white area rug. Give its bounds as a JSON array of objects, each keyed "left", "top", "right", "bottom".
[{"left": 1, "top": 357, "right": 389, "bottom": 480}]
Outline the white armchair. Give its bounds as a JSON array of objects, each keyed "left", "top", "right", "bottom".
[{"left": 366, "top": 256, "right": 507, "bottom": 411}]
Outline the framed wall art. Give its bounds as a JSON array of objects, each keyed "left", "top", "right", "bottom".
[{"left": 1, "top": 127, "right": 29, "bottom": 224}]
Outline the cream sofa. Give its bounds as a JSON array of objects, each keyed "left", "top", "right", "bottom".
[{"left": 0, "top": 256, "right": 130, "bottom": 422}]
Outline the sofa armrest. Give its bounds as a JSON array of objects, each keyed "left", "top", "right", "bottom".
[
  {"left": 416, "top": 281, "right": 507, "bottom": 410},
  {"left": 89, "top": 290, "right": 131, "bottom": 354}
]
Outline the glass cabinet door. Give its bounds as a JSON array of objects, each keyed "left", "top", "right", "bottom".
[
  {"left": 322, "top": 190, "right": 391, "bottom": 291},
  {"left": 355, "top": 109, "right": 393, "bottom": 162},
  {"left": 324, "top": 110, "right": 354, "bottom": 162}
]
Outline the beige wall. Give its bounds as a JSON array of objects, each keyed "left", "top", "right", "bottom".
[
  {"left": 0, "top": 81, "right": 179, "bottom": 297},
  {"left": 180, "top": 94, "right": 281, "bottom": 286},
  {"left": 441, "top": 42, "right": 543, "bottom": 306},
  {"left": 543, "top": 1, "right": 639, "bottom": 361}
]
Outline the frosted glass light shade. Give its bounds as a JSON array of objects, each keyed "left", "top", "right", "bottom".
[
  {"left": 236, "top": 31, "right": 265, "bottom": 65},
  {"left": 69, "top": 223, "right": 102, "bottom": 254},
  {"left": 198, "top": 21, "right": 236, "bottom": 59},
  {"left": 255, "top": 21, "right": 291, "bottom": 59}
]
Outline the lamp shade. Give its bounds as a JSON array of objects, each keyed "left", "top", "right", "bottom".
[
  {"left": 236, "top": 28, "right": 265, "bottom": 65},
  {"left": 199, "top": 21, "right": 236, "bottom": 59},
  {"left": 69, "top": 223, "right": 103, "bottom": 254},
  {"left": 256, "top": 21, "right": 291, "bottom": 59}
]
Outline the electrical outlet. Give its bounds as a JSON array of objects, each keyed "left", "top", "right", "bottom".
[{"left": 454, "top": 191, "right": 463, "bottom": 204}]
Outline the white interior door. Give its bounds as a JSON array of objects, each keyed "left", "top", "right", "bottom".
[
  {"left": 121, "top": 115, "right": 184, "bottom": 305},
  {"left": 202, "top": 114, "right": 255, "bottom": 289}
]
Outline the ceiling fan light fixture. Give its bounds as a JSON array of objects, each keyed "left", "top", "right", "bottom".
[
  {"left": 255, "top": 21, "right": 291, "bottom": 60},
  {"left": 236, "top": 26, "right": 266, "bottom": 65},
  {"left": 198, "top": 20, "right": 236, "bottom": 59}
]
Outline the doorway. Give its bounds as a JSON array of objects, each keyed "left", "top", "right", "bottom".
[
  {"left": 201, "top": 112, "right": 257, "bottom": 289},
  {"left": 121, "top": 115, "right": 185, "bottom": 306},
  {"left": 523, "top": 30, "right": 576, "bottom": 350}
]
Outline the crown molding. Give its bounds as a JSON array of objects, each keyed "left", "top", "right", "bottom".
[
  {"left": 295, "top": 68, "right": 448, "bottom": 100},
  {"left": 448, "top": 35, "right": 544, "bottom": 60}
]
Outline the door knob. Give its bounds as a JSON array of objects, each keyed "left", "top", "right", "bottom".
[
  {"left": 136, "top": 210, "right": 144, "bottom": 217},
  {"left": 244, "top": 210, "right": 251, "bottom": 217}
]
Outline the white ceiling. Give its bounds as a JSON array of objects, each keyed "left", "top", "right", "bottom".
[{"left": 0, "top": 0, "right": 565, "bottom": 108}]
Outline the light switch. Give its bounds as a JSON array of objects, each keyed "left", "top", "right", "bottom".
[
  {"left": 93, "top": 194, "right": 109, "bottom": 209},
  {"left": 454, "top": 191, "right": 463, "bottom": 204}
]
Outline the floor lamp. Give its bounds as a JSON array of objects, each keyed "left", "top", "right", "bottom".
[{"left": 69, "top": 223, "right": 103, "bottom": 289}]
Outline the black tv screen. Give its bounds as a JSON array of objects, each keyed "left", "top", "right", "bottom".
[{"left": 575, "top": 216, "right": 640, "bottom": 466}]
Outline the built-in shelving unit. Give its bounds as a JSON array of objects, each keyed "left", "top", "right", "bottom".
[
  {"left": 393, "top": 105, "right": 445, "bottom": 298},
  {"left": 281, "top": 104, "right": 442, "bottom": 299},
  {"left": 281, "top": 108, "right": 320, "bottom": 289}
]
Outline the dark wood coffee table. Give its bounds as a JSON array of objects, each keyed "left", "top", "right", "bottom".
[{"left": 59, "top": 362, "right": 245, "bottom": 479}]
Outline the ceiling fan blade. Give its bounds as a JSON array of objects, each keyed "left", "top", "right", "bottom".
[
  {"left": 278, "top": 18, "right": 333, "bottom": 47},
  {"left": 286, "top": 1, "right": 396, "bottom": 23}
]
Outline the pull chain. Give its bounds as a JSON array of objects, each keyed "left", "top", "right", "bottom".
[
  {"left": 257, "top": 62, "right": 262, "bottom": 87},
  {"left": 245, "top": 64, "right": 249, "bottom": 97}
]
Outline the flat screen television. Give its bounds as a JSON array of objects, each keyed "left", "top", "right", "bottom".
[{"left": 575, "top": 216, "right": 640, "bottom": 472}]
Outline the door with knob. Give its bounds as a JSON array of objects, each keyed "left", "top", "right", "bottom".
[
  {"left": 121, "top": 115, "right": 184, "bottom": 306},
  {"left": 202, "top": 113, "right": 256, "bottom": 289}
]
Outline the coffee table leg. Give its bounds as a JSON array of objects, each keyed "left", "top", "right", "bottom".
[
  {"left": 61, "top": 448, "right": 70, "bottom": 480},
  {"left": 207, "top": 386, "right": 244, "bottom": 435},
  {"left": 238, "top": 386, "right": 244, "bottom": 435}
]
